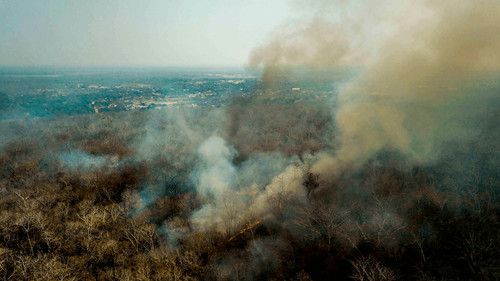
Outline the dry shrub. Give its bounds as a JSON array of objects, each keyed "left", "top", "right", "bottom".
[
  {"left": 350, "top": 256, "right": 396, "bottom": 281},
  {"left": 82, "top": 137, "right": 132, "bottom": 159}
]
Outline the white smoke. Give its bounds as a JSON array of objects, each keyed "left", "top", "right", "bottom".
[
  {"left": 192, "top": 135, "right": 238, "bottom": 198},
  {"left": 190, "top": 135, "right": 307, "bottom": 233}
]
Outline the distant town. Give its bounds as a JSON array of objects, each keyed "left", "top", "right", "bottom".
[{"left": 0, "top": 69, "right": 336, "bottom": 118}]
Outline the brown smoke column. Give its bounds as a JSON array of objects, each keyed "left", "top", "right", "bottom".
[{"left": 249, "top": 0, "right": 500, "bottom": 175}]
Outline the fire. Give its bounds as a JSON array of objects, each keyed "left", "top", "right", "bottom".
[{"left": 228, "top": 219, "right": 263, "bottom": 242}]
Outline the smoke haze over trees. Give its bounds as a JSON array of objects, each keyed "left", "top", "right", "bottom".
[{"left": 1, "top": 0, "right": 500, "bottom": 280}]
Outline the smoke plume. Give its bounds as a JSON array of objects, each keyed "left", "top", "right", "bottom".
[
  {"left": 190, "top": 135, "right": 305, "bottom": 232},
  {"left": 250, "top": 0, "right": 500, "bottom": 176}
]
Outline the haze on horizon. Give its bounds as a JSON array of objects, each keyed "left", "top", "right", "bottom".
[{"left": 0, "top": 0, "right": 292, "bottom": 67}]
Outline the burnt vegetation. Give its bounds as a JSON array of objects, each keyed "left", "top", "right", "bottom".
[{"left": 0, "top": 101, "right": 498, "bottom": 281}]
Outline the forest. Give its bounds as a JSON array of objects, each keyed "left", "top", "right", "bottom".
[
  {"left": 0, "top": 86, "right": 498, "bottom": 280},
  {"left": 1, "top": 0, "right": 500, "bottom": 280}
]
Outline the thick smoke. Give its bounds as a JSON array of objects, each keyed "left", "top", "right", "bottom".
[
  {"left": 249, "top": 0, "right": 500, "bottom": 176},
  {"left": 190, "top": 136, "right": 238, "bottom": 232},
  {"left": 248, "top": 17, "right": 353, "bottom": 87},
  {"left": 178, "top": 0, "right": 500, "bottom": 237},
  {"left": 190, "top": 135, "right": 305, "bottom": 233},
  {"left": 330, "top": 0, "right": 500, "bottom": 165},
  {"left": 175, "top": 0, "right": 500, "bottom": 240},
  {"left": 193, "top": 136, "right": 238, "bottom": 198}
]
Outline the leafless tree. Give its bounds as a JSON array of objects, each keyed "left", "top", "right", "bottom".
[{"left": 350, "top": 256, "right": 397, "bottom": 281}]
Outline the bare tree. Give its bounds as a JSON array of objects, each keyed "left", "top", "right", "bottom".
[{"left": 350, "top": 256, "right": 397, "bottom": 281}]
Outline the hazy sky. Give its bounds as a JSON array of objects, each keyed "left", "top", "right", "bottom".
[{"left": 0, "top": 0, "right": 291, "bottom": 67}]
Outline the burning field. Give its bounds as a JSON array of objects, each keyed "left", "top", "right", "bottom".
[{"left": 0, "top": 0, "right": 499, "bottom": 280}]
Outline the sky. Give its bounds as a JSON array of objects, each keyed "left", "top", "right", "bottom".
[{"left": 0, "top": 0, "right": 291, "bottom": 67}]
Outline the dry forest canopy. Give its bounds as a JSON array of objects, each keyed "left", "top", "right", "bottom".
[
  {"left": 0, "top": 65, "right": 498, "bottom": 281},
  {"left": 1, "top": 1, "right": 500, "bottom": 280}
]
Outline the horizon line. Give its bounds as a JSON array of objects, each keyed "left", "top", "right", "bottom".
[{"left": 0, "top": 64, "right": 253, "bottom": 70}]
